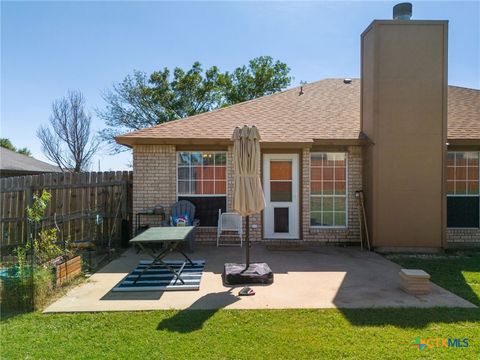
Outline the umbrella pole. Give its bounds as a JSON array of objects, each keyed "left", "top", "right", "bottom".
[{"left": 245, "top": 216, "right": 250, "bottom": 268}]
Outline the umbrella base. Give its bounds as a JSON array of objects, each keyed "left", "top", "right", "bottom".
[{"left": 223, "top": 262, "right": 274, "bottom": 285}]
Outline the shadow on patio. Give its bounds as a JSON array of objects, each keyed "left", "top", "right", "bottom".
[{"left": 157, "top": 289, "right": 239, "bottom": 333}]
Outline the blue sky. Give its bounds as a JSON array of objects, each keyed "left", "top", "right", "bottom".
[{"left": 2, "top": 1, "right": 479, "bottom": 170}]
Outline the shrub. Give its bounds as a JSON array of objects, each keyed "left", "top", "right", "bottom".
[{"left": 0, "top": 266, "right": 53, "bottom": 313}]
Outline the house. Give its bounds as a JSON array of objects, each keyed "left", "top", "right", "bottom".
[
  {"left": 0, "top": 147, "right": 62, "bottom": 178},
  {"left": 116, "top": 15, "right": 480, "bottom": 250}
]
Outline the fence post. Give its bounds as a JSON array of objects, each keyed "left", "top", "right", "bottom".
[{"left": 24, "top": 186, "right": 33, "bottom": 245}]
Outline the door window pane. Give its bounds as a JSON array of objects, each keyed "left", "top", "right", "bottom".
[
  {"left": 270, "top": 161, "right": 292, "bottom": 180},
  {"left": 274, "top": 208, "right": 289, "bottom": 233},
  {"left": 271, "top": 181, "right": 292, "bottom": 202}
]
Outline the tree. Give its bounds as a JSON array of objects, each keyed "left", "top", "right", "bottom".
[
  {"left": 98, "top": 63, "right": 223, "bottom": 151},
  {"left": 220, "top": 56, "right": 292, "bottom": 104},
  {"left": 0, "top": 138, "right": 32, "bottom": 156},
  {"left": 37, "top": 90, "right": 100, "bottom": 172},
  {"left": 98, "top": 56, "right": 292, "bottom": 152}
]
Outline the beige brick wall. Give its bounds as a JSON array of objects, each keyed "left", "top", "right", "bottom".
[
  {"left": 132, "top": 145, "right": 177, "bottom": 229},
  {"left": 132, "top": 144, "right": 478, "bottom": 247},
  {"left": 447, "top": 228, "right": 480, "bottom": 246},
  {"left": 302, "top": 146, "right": 362, "bottom": 243},
  {"left": 132, "top": 144, "right": 363, "bottom": 243}
]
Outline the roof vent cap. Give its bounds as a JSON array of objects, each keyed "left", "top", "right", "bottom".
[
  {"left": 393, "top": 2, "right": 412, "bottom": 20},
  {"left": 343, "top": 78, "right": 352, "bottom": 84}
]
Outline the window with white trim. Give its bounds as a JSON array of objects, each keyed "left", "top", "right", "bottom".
[
  {"left": 310, "top": 152, "right": 347, "bottom": 227},
  {"left": 447, "top": 151, "right": 479, "bottom": 228},
  {"left": 177, "top": 152, "right": 227, "bottom": 227}
]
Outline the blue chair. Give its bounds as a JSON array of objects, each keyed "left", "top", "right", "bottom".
[{"left": 170, "top": 200, "right": 199, "bottom": 252}]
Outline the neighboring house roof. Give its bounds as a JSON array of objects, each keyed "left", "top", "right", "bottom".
[
  {"left": 0, "top": 147, "right": 62, "bottom": 175},
  {"left": 116, "top": 79, "right": 480, "bottom": 146}
]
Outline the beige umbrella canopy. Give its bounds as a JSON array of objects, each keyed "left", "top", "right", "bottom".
[
  {"left": 232, "top": 125, "right": 265, "bottom": 268},
  {"left": 232, "top": 125, "right": 265, "bottom": 216}
]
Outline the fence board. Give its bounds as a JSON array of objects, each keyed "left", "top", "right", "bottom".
[{"left": 0, "top": 171, "right": 133, "bottom": 250}]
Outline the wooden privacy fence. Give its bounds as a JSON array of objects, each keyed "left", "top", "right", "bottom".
[{"left": 0, "top": 171, "right": 133, "bottom": 250}]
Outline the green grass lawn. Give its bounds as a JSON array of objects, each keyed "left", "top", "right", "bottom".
[{"left": 1, "top": 250, "right": 479, "bottom": 360}]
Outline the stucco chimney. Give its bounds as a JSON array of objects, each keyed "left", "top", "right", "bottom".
[{"left": 360, "top": 11, "right": 448, "bottom": 251}]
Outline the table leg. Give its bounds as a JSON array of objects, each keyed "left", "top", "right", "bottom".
[
  {"left": 155, "top": 258, "right": 186, "bottom": 285},
  {"left": 133, "top": 243, "right": 170, "bottom": 284},
  {"left": 175, "top": 248, "right": 194, "bottom": 266},
  {"left": 132, "top": 236, "right": 197, "bottom": 286},
  {"left": 134, "top": 241, "right": 189, "bottom": 285}
]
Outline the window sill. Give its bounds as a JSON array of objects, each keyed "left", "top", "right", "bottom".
[{"left": 310, "top": 226, "right": 348, "bottom": 230}]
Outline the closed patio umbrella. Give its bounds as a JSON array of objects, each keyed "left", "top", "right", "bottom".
[
  {"left": 223, "top": 125, "right": 273, "bottom": 285},
  {"left": 232, "top": 125, "right": 265, "bottom": 266}
]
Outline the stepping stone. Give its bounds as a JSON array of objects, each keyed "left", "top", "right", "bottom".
[{"left": 399, "top": 269, "right": 431, "bottom": 295}]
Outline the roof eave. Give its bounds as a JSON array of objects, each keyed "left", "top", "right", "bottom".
[
  {"left": 448, "top": 138, "right": 480, "bottom": 147},
  {"left": 115, "top": 136, "right": 367, "bottom": 149},
  {"left": 115, "top": 136, "right": 232, "bottom": 147}
]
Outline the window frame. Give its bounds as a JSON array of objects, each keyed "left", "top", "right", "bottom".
[
  {"left": 176, "top": 151, "right": 227, "bottom": 198},
  {"left": 309, "top": 152, "right": 348, "bottom": 229},
  {"left": 447, "top": 151, "right": 480, "bottom": 229}
]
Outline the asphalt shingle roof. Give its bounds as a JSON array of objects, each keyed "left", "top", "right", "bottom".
[
  {"left": 0, "top": 147, "right": 61, "bottom": 174},
  {"left": 116, "top": 79, "right": 479, "bottom": 146}
]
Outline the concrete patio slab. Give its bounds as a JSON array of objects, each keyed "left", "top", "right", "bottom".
[{"left": 44, "top": 245, "right": 476, "bottom": 312}]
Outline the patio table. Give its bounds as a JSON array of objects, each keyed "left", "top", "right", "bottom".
[{"left": 129, "top": 226, "right": 195, "bottom": 285}]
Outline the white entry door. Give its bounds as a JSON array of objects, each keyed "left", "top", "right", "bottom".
[{"left": 263, "top": 154, "right": 299, "bottom": 239}]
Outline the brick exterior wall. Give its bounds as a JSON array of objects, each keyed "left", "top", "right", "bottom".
[
  {"left": 132, "top": 145, "right": 177, "bottom": 229},
  {"left": 447, "top": 228, "right": 480, "bottom": 246},
  {"left": 132, "top": 144, "right": 363, "bottom": 243},
  {"left": 132, "top": 144, "right": 478, "bottom": 246},
  {"left": 302, "top": 146, "right": 362, "bottom": 243}
]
